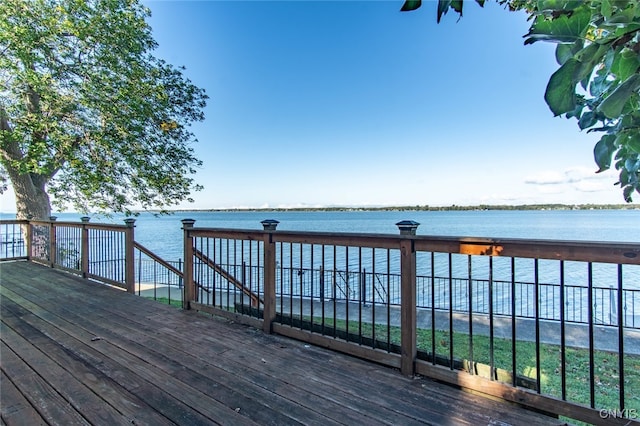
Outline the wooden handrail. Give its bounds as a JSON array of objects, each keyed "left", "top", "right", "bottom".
[
  {"left": 134, "top": 242, "right": 183, "bottom": 277},
  {"left": 193, "top": 248, "right": 263, "bottom": 308},
  {"left": 187, "top": 227, "right": 640, "bottom": 265},
  {"left": 135, "top": 241, "right": 211, "bottom": 294}
]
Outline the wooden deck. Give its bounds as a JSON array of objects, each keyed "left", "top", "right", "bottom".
[{"left": 0, "top": 261, "right": 567, "bottom": 426}]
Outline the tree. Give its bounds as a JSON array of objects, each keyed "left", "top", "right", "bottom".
[
  {"left": 0, "top": 0, "right": 208, "bottom": 220},
  {"left": 401, "top": 0, "right": 640, "bottom": 202}
]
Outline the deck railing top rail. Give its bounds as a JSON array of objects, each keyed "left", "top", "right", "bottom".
[
  {"left": 3, "top": 217, "right": 638, "bottom": 261},
  {"left": 185, "top": 224, "right": 640, "bottom": 265},
  {"left": 27, "top": 219, "right": 133, "bottom": 230}
]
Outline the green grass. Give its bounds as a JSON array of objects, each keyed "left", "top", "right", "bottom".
[
  {"left": 311, "top": 316, "right": 639, "bottom": 415},
  {"left": 144, "top": 296, "right": 182, "bottom": 308}
]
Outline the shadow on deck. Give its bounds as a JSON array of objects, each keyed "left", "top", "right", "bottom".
[{"left": 0, "top": 261, "right": 566, "bottom": 425}]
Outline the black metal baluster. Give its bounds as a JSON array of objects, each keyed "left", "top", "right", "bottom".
[
  {"left": 358, "top": 246, "right": 363, "bottom": 344},
  {"left": 535, "top": 259, "right": 541, "bottom": 393},
  {"left": 333, "top": 245, "right": 337, "bottom": 337},
  {"left": 310, "top": 243, "right": 314, "bottom": 327},
  {"left": 211, "top": 238, "right": 216, "bottom": 307},
  {"left": 560, "top": 260, "right": 566, "bottom": 401},
  {"left": 278, "top": 242, "right": 283, "bottom": 321},
  {"left": 321, "top": 244, "right": 326, "bottom": 335},
  {"left": 469, "top": 255, "right": 474, "bottom": 375},
  {"left": 431, "top": 252, "right": 436, "bottom": 365},
  {"left": 137, "top": 249, "right": 142, "bottom": 296},
  {"left": 223, "top": 238, "right": 229, "bottom": 310},
  {"left": 387, "top": 249, "right": 391, "bottom": 353},
  {"left": 299, "top": 243, "right": 303, "bottom": 324},
  {"left": 240, "top": 240, "right": 245, "bottom": 312},
  {"left": 489, "top": 256, "right": 494, "bottom": 380},
  {"left": 617, "top": 264, "right": 625, "bottom": 411},
  {"left": 588, "top": 262, "right": 595, "bottom": 408},
  {"left": 289, "top": 242, "right": 293, "bottom": 326},
  {"left": 511, "top": 257, "right": 516, "bottom": 386},
  {"left": 448, "top": 253, "right": 454, "bottom": 369},
  {"left": 371, "top": 247, "right": 376, "bottom": 349},
  {"left": 345, "top": 246, "right": 350, "bottom": 342},
  {"left": 249, "top": 240, "right": 253, "bottom": 310},
  {"left": 257, "top": 240, "right": 261, "bottom": 306}
]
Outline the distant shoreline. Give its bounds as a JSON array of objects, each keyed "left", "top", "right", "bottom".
[
  {"left": 166, "top": 203, "right": 638, "bottom": 213},
  {"left": 2, "top": 203, "right": 637, "bottom": 217}
]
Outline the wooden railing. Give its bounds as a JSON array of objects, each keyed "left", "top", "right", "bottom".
[
  {"left": 180, "top": 218, "right": 640, "bottom": 426},
  {"left": 2, "top": 217, "right": 639, "bottom": 424},
  {"left": 0, "top": 218, "right": 182, "bottom": 300}
]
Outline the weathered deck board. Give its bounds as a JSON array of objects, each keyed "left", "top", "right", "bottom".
[{"left": 0, "top": 261, "right": 566, "bottom": 426}]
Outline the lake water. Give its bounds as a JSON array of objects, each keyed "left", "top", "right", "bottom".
[
  {"left": 43, "top": 209, "right": 638, "bottom": 287},
  {"left": 49, "top": 209, "right": 639, "bottom": 260},
  {"left": 8, "top": 208, "right": 640, "bottom": 321}
]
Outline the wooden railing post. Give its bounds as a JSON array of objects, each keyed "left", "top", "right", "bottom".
[
  {"left": 80, "top": 216, "right": 90, "bottom": 278},
  {"left": 49, "top": 216, "right": 57, "bottom": 268},
  {"left": 124, "top": 218, "right": 136, "bottom": 293},
  {"left": 397, "top": 220, "right": 419, "bottom": 376},
  {"left": 182, "top": 219, "right": 196, "bottom": 310},
  {"left": 25, "top": 215, "right": 33, "bottom": 260},
  {"left": 261, "top": 219, "right": 279, "bottom": 333}
]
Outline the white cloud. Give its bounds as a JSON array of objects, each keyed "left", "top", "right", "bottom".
[
  {"left": 536, "top": 185, "right": 565, "bottom": 195},
  {"left": 517, "top": 166, "right": 629, "bottom": 203},
  {"left": 524, "top": 166, "right": 617, "bottom": 189},
  {"left": 573, "top": 179, "right": 607, "bottom": 192},
  {"left": 524, "top": 170, "right": 566, "bottom": 185}
]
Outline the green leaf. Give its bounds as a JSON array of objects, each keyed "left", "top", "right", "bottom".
[
  {"left": 597, "top": 74, "right": 640, "bottom": 119},
  {"left": 578, "top": 110, "right": 597, "bottom": 129},
  {"left": 524, "top": 5, "right": 592, "bottom": 45},
  {"left": 451, "top": 1, "right": 463, "bottom": 14},
  {"left": 625, "top": 157, "right": 640, "bottom": 172},
  {"left": 545, "top": 58, "right": 579, "bottom": 116},
  {"left": 603, "top": 48, "right": 615, "bottom": 73},
  {"left": 623, "top": 132, "right": 640, "bottom": 153},
  {"left": 594, "top": 134, "right": 616, "bottom": 172},
  {"left": 606, "top": 6, "right": 636, "bottom": 24},
  {"left": 437, "top": 0, "right": 452, "bottom": 22},
  {"left": 619, "top": 168, "right": 630, "bottom": 185},
  {"left": 601, "top": 0, "right": 613, "bottom": 19},
  {"left": 623, "top": 183, "right": 634, "bottom": 202},
  {"left": 537, "top": 0, "right": 584, "bottom": 12},
  {"left": 611, "top": 48, "right": 640, "bottom": 82},
  {"left": 573, "top": 43, "right": 609, "bottom": 90},
  {"left": 555, "top": 43, "right": 575, "bottom": 65},
  {"left": 400, "top": 0, "right": 422, "bottom": 12},
  {"left": 611, "top": 23, "right": 640, "bottom": 38}
]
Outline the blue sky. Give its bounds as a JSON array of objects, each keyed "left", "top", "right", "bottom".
[
  {"left": 2, "top": 0, "right": 636, "bottom": 213},
  {"left": 144, "top": 0, "right": 631, "bottom": 208}
]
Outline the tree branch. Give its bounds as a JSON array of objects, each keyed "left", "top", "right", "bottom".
[
  {"left": 0, "top": 106, "right": 11, "bottom": 132},
  {"left": 0, "top": 107, "right": 25, "bottom": 176}
]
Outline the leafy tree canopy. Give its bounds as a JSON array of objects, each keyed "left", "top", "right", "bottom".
[
  {"left": 0, "top": 0, "right": 208, "bottom": 219},
  {"left": 402, "top": 0, "right": 640, "bottom": 202}
]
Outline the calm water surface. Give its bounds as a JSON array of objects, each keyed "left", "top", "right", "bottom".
[
  {"left": 48, "top": 209, "right": 639, "bottom": 260},
  {"left": 4, "top": 209, "right": 638, "bottom": 294}
]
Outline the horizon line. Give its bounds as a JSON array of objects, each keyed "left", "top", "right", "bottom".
[{"left": 2, "top": 202, "right": 637, "bottom": 216}]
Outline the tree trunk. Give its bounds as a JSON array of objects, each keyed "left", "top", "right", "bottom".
[
  {"left": 1, "top": 108, "right": 52, "bottom": 220},
  {"left": 6, "top": 171, "right": 51, "bottom": 220}
]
